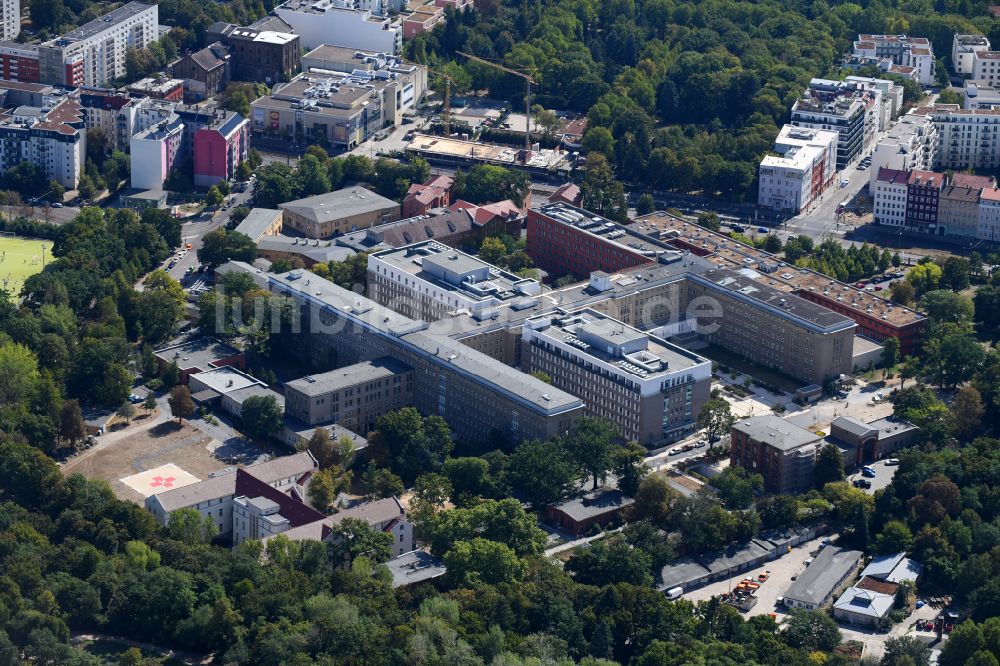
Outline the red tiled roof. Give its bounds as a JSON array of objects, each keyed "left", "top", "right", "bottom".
[
  {"left": 952, "top": 173, "right": 995, "bottom": 189},
  {"left": 234, "top": 469, "right": 326, "bottom": 527},
  {"left": 908, "top": 170, "right": 944, "bottom": 188},
  {"left": 981, "top": 187, "right": 1000, "bottom": 201},
  {"left": 876, "top": 167, "right": 910, "bottom": 185}
]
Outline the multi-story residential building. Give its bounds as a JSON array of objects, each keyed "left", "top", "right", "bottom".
[
  {"left": 790, "top": 79, "right": 881, "bottom": 168},
  {"left": 206, "top": 22, "right": 301, "bottom": 84},
  {"left": 0, "top": 0, "right": 18, "bottom": 41},
  {"left": 274, "top": 0, "right": 401, "bottom": 53},
  {"left": 280, "top": 187, "right": 400, "bottom": 238},
  {"left": 368, "top": 241, "right": 541, "bottom": 322},
  {"left": 853, "top": 34, "right": 936, "bottom": 85},
  {"left": 963, "top": 80, "right": 1000, "bottom": 109},
  {"left": 978, "top": 187, "right": 1000, "bottom": 241},
  {"left": 905, "top": 169, "right": 944, "bottom": 230},
  {"left": 954, "top": 34, "right": 992, "bottom": 76},
  {"left": 402, "top": 175, "right": 453, "bottom": 217},
  {"left": 845, "top": 75, "right": 904, "bottom": 122},
  {"left": 758, "top": 125, "right": 838, "bottom": 213},
  {"left": 193, "top": 112, "right": 249, "bottom": 187},
  {"left": 268, "top": 268, "right": 585, "bottom": 445},
  {"left": 0, "top": 41, "right": 37, "bottom": 82},
  {"left": 38, "top": 1, "right": 159, "bottom": 87},
  {"left": 170, "top": 43, "right": 231, "bottom": 102},
  {"left": 520, "top": 309, "right": 712, "bottom": 445},
  {"left": 284, "top": 357, "right": 413, "bottom": 431},
  {"left": 126, "top": 76, "right": 185, "bottom": 102},
  {"left": 129, "top": 114, "right": 184, "bottom": 190},
  {"left": 0, "top": 80, "right": 62, "bottom": 107},
  {"left": 0, "top": 98, "right": 85, "bottom": 189},
  {"left": 972, "top": 51, "right": 1000, "bottom": 87},
  {"left": 917, "top": 104, "right": 1000, "bottom": 170},
  {"left": 868, "top": 111, "right": 937, "bottom": 190},
  {"left": 403, "top": 5, "right": 445, "bottom": 38},
  {"left": 730, "top": 415, "right": 822, "bottom": 494},
  {"left": 873, "top": 168, "right": 910, "bottom": 226},
  {"left": 938, "top": 183, "right": 982, "bottom": 237},
  {"left": 75, "top": 88, "right": 140, "bottom": 150}
]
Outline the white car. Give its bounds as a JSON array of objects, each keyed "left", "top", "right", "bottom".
[
  {"left": 884, "top": 458, "right": 900, "bottom": 466},
  {"left": 668, "top": 447, "right": 683, "bottom": 456}
]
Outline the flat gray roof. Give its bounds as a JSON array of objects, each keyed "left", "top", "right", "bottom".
[
  {"left": 784, "top": 546, "right": 863, "bottom": 606},
  {"left": 154, "top": 338, "right": 242, "bottom": 372},
  {"left": 234, "top": 208, "right": 282, "bottom": 239},
  {"left": 832, "top": 416, "right": 878, "bottom": 439},
  {"left": 226, "top": 385, "right": 284, "bottom": 407},
  {"left": 58, "top": 1, "right": 155, "bottom": 41},
  {"left": 280, "top": 187, "right": 399, "bottom": 224},
  {"left": 386, "top": 550, "right": 448, "bottom": 587},
  {"left": 285, "top": 357, "right": 411, "bottom": 396},
  {"left": 733, "top": 415, "right": 821, "bottom": 451},
  {"left": 551, "top": 488, "right": 634, "bottom": 521}
]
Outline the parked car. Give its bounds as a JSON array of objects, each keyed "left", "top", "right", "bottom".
[
  {"left": 51, "top": 202, "right": 63, "bottom": 208},
  {"left": 128, "top": 393, "right": 143, "bottom": 404},
  {"left": 862, "top": 466, "right": 877, "bottom": 478},
  {"left": 853, "top": 478, "right": 872, "bottom": 489},
  {"left": 884, "top": 458, "right": 900, "bottom": 466},
  {"left": 757, "top": 227, "right": 768, "bottom": 233}
]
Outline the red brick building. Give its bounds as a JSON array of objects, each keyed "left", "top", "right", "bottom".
[{"left": 402, "top": 175, "right": 454, "bottom": 217}]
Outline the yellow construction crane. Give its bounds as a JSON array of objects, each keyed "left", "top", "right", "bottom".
[{"left": 456, "top": 51, "right": 536, "bottom": 151}]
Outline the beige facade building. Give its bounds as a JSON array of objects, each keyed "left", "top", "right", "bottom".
[
  {"left": 284, "top": 357, "right": 414, "bottom": 432},
  {"left": 520, "top": 309, "right": 712, "bottom": 445},
  {"left": 730, "top": 415, "right": 822, "bottom": 494},
  {"left": 280, "top": 187, "right": 400, "bottom": 238},
  {"left": 937, "top": 184, "right": 981, "bottom": 238}
]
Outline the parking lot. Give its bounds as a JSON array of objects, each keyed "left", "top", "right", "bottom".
[
  {"left": 849, "top": 458, "right": 899, "bottom": 495},
  {"left": 683, "top": 535, "right": 830, "bottom": 617}
]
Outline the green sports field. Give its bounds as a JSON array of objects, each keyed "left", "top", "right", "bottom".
[{"left": 0, "top": 235, "right": 48, "bottom": 295}]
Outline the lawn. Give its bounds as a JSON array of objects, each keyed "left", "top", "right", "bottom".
[{"left": 0, "top": 234, "right": 49, "bottom": 295}]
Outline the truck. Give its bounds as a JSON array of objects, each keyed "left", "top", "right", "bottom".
[{"left": 666, "top": 587, "right": 683, "bottom": 600}]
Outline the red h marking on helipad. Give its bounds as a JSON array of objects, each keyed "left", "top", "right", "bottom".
[{"left": 150, "top": 476, "right": 176, "bottom": 488}]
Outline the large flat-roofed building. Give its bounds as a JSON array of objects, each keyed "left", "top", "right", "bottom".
[
  {"left": 405, "top": 133, "right": 573, "bottom": 179},
  {"left": 521, "top": 308, "right": 712, "bottom": 445},
  {"left": 0, "top": 99, "right": 85, "bottom": 189},
  {"left": 963, "top": 80, "right": 1000, "bottom": 109},
  {"left": 0, "top": 0, "right": 18, "bottom": 41},
  {"left": 267, "top": 269, "right": 584, "bottom": 445},
  {"left": 790, "top": 79, "right": 882, "bottom": 168},
  {"left": 284, "top": 357, "right": 414, "bottom": 431},
  {"left": 233, "top": 208, "right": 284, "bottom": 242},
  {"left": 954, "top": 34, "right": 991, "bottom": 76},
  {"left": 38, "top": 2, "right": 159, "bottom": 87},
  {"left": 367, "top": 241, "right": 541, "bottom": 321},
  {"left": 130, "top": 114, "right": 184, "bottom": 190},
  {"left": 914, "top": 104, "right": 1000, "bottom": 170},
  {"left": 972, "top": 50, "right": 1000, "bottom": 87},
  {"left": 784, "top": 546, "right": 863, "bottom": 610},
  {"left": 274, "top": 0, "right": 401, "bottom": 53},
  {"left": 280, "top": 187, "right": 400, "bottom": 238},
  {"left": 207, "top": 22, "right": 301, "bottom": 84},
  {"left": 854, "top": 34, "right": 935, "bottom": 85},
  {"left": 868, "top": 113, "right": 936, "bottom": 191},
  {"left": 731, "top": 415, "right": 823, "bottom": 494},
  {"left": 758, "top": 125, "right": 838, "bottom": 213},
  {"left": 0, "top": 41, "right": 37, "bottom": 82},
  {"left": 154, "top": 338, "right": 245, "bottom": 384}
]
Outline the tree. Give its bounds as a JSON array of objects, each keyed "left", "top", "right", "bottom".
[
  {"left": 941, "top": 256, "right": 971, "bottom": 292},
  {"left": 0, "top": 341, "right": 39, "bottom": 405},
  {"left": 566, "top": 536, "right": 654, "bottom": 587},
  {"left": 361, "top": 462, "right": 404, "bottom": 499},
  {"left": 116, "top": 402, "right": 136, "bottom": 425},
  {"left": 882, "top": 336, "right": 901, "bottom": 370},
  {"left": 426, "top": 498, "right": 546, "bottom": 557},
  {"left": 813, "top": 443, "right": 845, "bottom": 488},
  {"left": 143, "top": 393, "right": 157, "bottom": 414},
  {"left": 883, "top": 635, "right": 931, "bottom": 666},
  {"left": 631, "top": 475, "right": 678, "bottom": 524},
  {"left": 635, "top": 193, "right": 655, "bottom": 216},
  {"left": 566, "top": 417, "right": 618, "bottom": 490},
  {"left": 874, "top": 520, "right": 914, "bottom": 555},
  {"left": 581, "top": 153, "right": 627, "bottom": 221},
  {"left": 952, "top": 385, "right": 985, "bottom": 440},
  {"left": 907, "top": 263, "right": 942, "bottom": 295},
  {"left": 306, "top": 427, "right": 355, "bottom": 469},
  {"left": 444, "top": 538, "right": 524, "bottom": 587},
  {"left": 308, "top": 466, "right": 352, "bottom": 513},
  {"left": 698, "top": 398, "right": 736, "bottom": 445},
  {"left": 197, "top": 229, "right": 257, "bottom": 269},
  {"left": 452, "top": 164, "right": 530, "bottom": 207},
  {"left": 167, "top": 385, "right": 195, "bottom": 424},
  {"left": 59, "top": 399, "right": 86, "bottom": 446},
  {"left": 240, "top": 394, "right": 283, "bottom": 442},
  {"left": 891, "top": 280, "right": 916, "bottom": 306},
  {"left": 697, "top": 212, "right": 721, "bottom": 231},
  {"left": 409, "top": 472, "right": 453, "bottom": 531},
  {"left": 368, "top": 408, "right": 453, "bottom": 482},
  {"left": 781, "top": 608, "right": 842, "bottom": 652},
  {"left": 507, "top": 439, "right": 579, "bottom": 507},
  {"left": 160, "top": 360, "right": 180, "bottom": 389},
  {"left": 709, "top": 466, "right": 763, "bottom": 509},
  {"left": 328, "top": 517, "right": 393, "bottom": 564},
  {"left": 920, "top": 290, "right": 974, "bottom": 325},
  {"left": 941, "top": 621, "right": 985, "bottom": 666},
  {"left": 613, "top": 442, "right": 648, "bottom": 496},
  {"left": 443, "top": 456, "right": 492, "bottom": 503},
  {"left": 205, "top": 186, "right": 224, "bottom": 208},
  {"left": 168, "top": 507, "right": 217, "bottom": 544}
]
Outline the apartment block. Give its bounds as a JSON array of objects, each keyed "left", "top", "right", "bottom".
[
  {"left": 979, "top": 187, "right": 1000, "bottom": 241},
  {"left": 845, "top": 75, "right": 904, "bottom": 122},
  {"left": 938, "top": 184, "right": 981, "bottom": 238},
  {"left": 129, "top": 114, "right": 184, "bottom": 190},
  {"left": 0, "top": 99, "right": 85, "bottom": 189},
  {"left": 758, "top": 125, "right": 838, "bottom": 213},
  {"left": 954, "top": 34, "right": 991, "bottom": 76},
  {"left": 868, "top": 111, "right": 937, "bottom": 190},
  {"left": 403, "top": 5, "right": 445, "bottom": 38},
  {"left": 963, "top": 80, "right": 1000, "bottom": 109},
  {"left": 0, "top": 0, "right": 18, "bottom": 41},
  {"left": 274, "top": 0, "right": 401, "bottom": 53},
  {"left": 193, "top": 112, "right": 249, "bottom": 187},
  {"left": 0, "top": 41, "right": 37, "bottom": 82},
  {"left": 918, "top": 104, "right": 1000, "bottom": 170},
  {"left": 280, "top": 187, "right": 400, "bottom": 238},
  {"left": 972, "top": 51, "right": 1000, "bottom": 87},
  {"left": 170, "top": 43, "right": 231, "bottom": 102},
  {"left": 873, "top": 168, "right": 910, "bottom": 226},
  {"left": 905, "top": 169, "right": 944, "bottom": 229},
  {"left": 520, "top": 309, "right": 712, "bottom": 445},
  {"left": 730, "top": 415, "right": 822, "bottom": 494},
  {"left": 284, "top": 357, "right": 413, "bottom": 431},
  {"left": 853, "top": 34, "right": 936, "bottom": 86},
  {"left": 790, "top": 79, "right": 881, "bottom": 168},
  {"left": 367, "top": 241, "right": 541, "bottom": 321},
  {"left": 38, "top": 1, "right": 159, "bottom": 87},
  {"left": 126, "top": 76, "right": 185, "bottom": 102},
  {"left": 206, "top": 22, "right": 301, "bottom": 84},
  {"left": 75, "top": 88, "right": 140, "bottom": 150}
]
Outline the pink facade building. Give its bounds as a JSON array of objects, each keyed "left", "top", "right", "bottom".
[{"left": 194, "top": 113, "right": 249, "bottom": 187}]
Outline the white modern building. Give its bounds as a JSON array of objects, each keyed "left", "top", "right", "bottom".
[
  {"left": 845, "top": 75, "right": 904, "bottom": 123},
  {"left": 964, "top": 80, "right": 1000, "bottom": 109},
  {"left": 972, "top": 51, "right": 1000, "bottom": 87},
  {"left": 38, "top": 1, "right": 160, "bottom": 87},
  {"left": 953, "top": 34, "right": 991, "bottom": 76},
  {"left": 758, "top": 125, "right": 838, "bottom": 213},
  {"left": 129, "top": 114, "right": 184, "bottom": 190},
  {"left": 979, "top": 187, "right": 1000, "bottom": 241},
  {"left": 790, "top": 79, "right": 882, "bottom": 168},
  {"left": 920, "top": 104, "right": 1000, "bottom": 170},
  {"left": 872, "top": 168, "right": 910, "bottom": 226},
  {"left": 868, "top": 112, "right": 937, "bottom": 190},
  {"left": 0, "top": 0, "right": 18, "bottom": 41},
  {"left": 833, "top": 587, "right": 895, "bottom": 627},
  {"left": 274, "top": 0, "right": 401, "bottom": 53},
  {"left": 853, "top": 34, "right": 936, "bottom": 86},
  {"left": 0, "top": 99, "right": 85, "bottom": 189}
]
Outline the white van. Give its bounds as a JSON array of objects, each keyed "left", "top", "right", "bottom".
[{"left": 666, "top": 587, "right": 683, "bottom": 600}]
